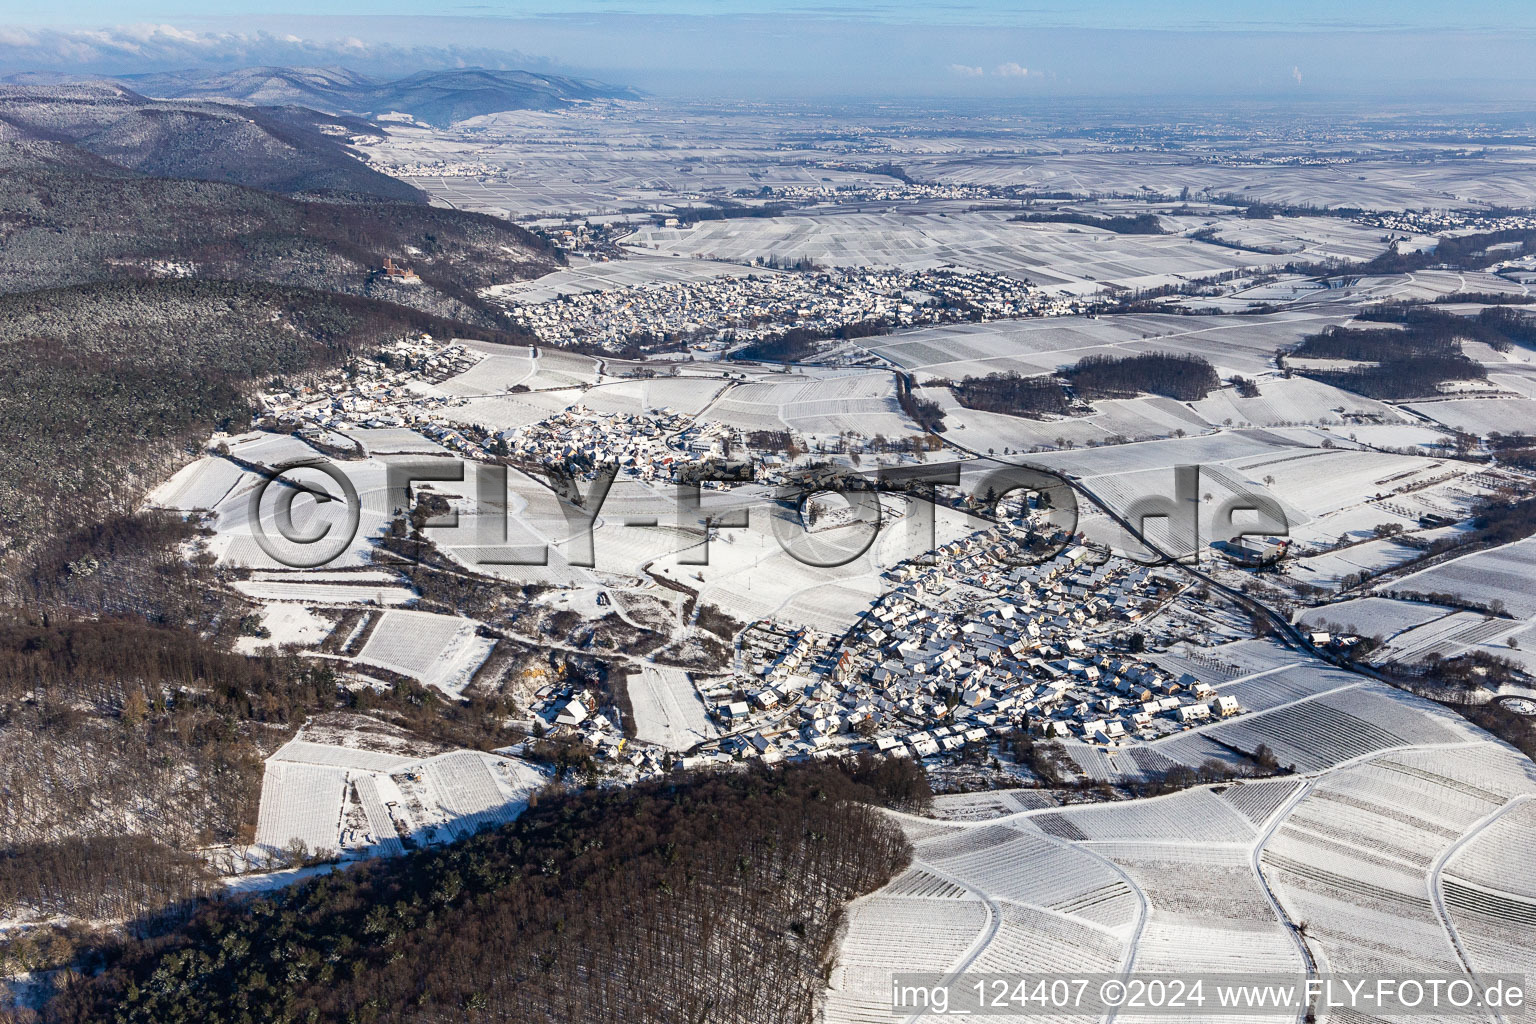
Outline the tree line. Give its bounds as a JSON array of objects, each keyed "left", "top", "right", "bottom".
[
  {"left": 1066, "top": 351, "right": 1220, "bottom": 401},
  {"left": 1010, "top": 211, "right": 1167, "bottom": 235},
  {"left": 950, "top": 372, "right": 1071, "bottom": 417},
  {"left": 1288, "top": 314, "right": 1488, "bottom": 399}
]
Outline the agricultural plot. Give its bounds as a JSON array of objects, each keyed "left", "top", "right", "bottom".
[
  {"left": 771, "top": 578, "right": 886, "bottom": 633},
  {"left": 1323, "top": 425, "right": 1454, "bottom": 454},
  {"left": 252, "top": 762, "right": 348, "bottom": 859},
  {"left": 626, "top": 666, "right": 719, "bottom": 750},
  {"left": 392, "top": 106, "right": 890, "bottom": 217},
  {"left": 628, "top": 210, "right": 1277, "bottom": 293},
  {"left": 1259, "top": 745, "right": 1536, "bottom": 979},
  {"left": 270, "top": 739, "right": 416, "bottom": 774},
  {"left": 1168, "top": 674, "right": 1335, "bottom": 728},
  {"left": 251, "top": 740, "right": 547, "bottom": 868},
  {"left": 490, "top": 253, "right": 767, "bottom": 303},
  {"left": 910, "top": 147, "right": 1536, "bottom": 210},
  {"left": 524, "top": 348, "right": 603, "bottom": 390},
  {"left": 144, "top": 455, "right": 245, "bottom": 511},
  {"left": 455, "top": 390, "right": 577, "bottom": 431},
  {"left": 418, "top": 751, "right": 540, "bottom": 838},
  {"left": 1272, "top": 501, "right": 1422, "bottom": 552},
  {"left": 1162, "top": 637, "right": 1315, "bottom": 680},
  {"left": 661, "top": 494, "right": 984, "bottom": 631},
  {"left": 1080, "top": 395, "right": 1210, "bottom": 437},
  {"left": 874, "top": 310, "right": 1334, "bottom": 381},
  {"left": 935, "top": 390, "right": 1216, "bottom": 454},
  {"left": 1489, "top": 368, "right": 1536, "bottom": 400},
  {"left": 1291, "top": 537, "right": 1426, "bottom": 587},
  {"left": 225, "top": 430, "right": 325, "bottom": 466},
  {"left": 1377, "top": 611, "right": 1522, "bottom": 664},
  {"left": 416, "top": 476, "right": 610, "bottom": 590},
  {"left": 1062, "top": 742, "right": 1188, "bottom": 784},
  {"left": 829, "top": 731, "right": 1536, "bottom": 1019},
  {"left": 1383, "top": 536, "right": 1536, "bottom": 618},
  {"left": 1032, "top": 429, "right": 1294, "bottom": 480},
  {"left": 339, "top": 428, "right": 450, "bottom": 455},
  {"left": 353, "top": 775, "right": 405, "bottom": 858},
  {"left": 193, "top": 456, "right": 398, "bottom": 572},
  {"left": 822, "top": 889, "right": 990, "bottom": 1024},
  {"left": 1404, "top": 397, "right": 1536, "bottom": 436},
  {"left": 695, "top": 385, "right": 797, "bottom": 433},
  {"left": 355, "top": 610, "right": 495, "bottom": 695},
  {"left": 1058, "top": 640, "right": 1490, "bottom": 779},
  {"left": 927, "top": 789, "right": 1061, "bottom": 821},
  {"left": 1020, "top": 787, "right": 1255, "bottom": 844},
  {"left": 577, "top": 376, "right": 727, "bottom": 418},
  {"left": 1225, "top": 447, "right": 1451, "bottom": 519},
  {"left": 1029, "top": 440, "right": 1330, "bottom": 554},
  {"left": 682, "top": 530, "right": 881, "bottom": 629},
  {"left": 233, "top": 603, "right": 331, "bottom": 654},
  {"left": 434, "top": 352, "right": 536, "bottom": 397},
  {"left": 1439, "top": 798, "right": 1536, "bottom": 978},
  {"left": 232, "top": 577, "right": 415, "bottom": 606},
  {"left": 1160, "top": 212, "right": 1413, "bottom": 263},
  {"left": 1298, "top": 596, "right": 1455, "bottom": 640},
  {"left": 969, "top": 901, "right": 1126, "bottom": 977},
  {"left": 777, "top": 372, "right": 912, "bottom": 438},
  {"left": 696, "top": 371, "right": 909, "bottom": 437},
  {"left": 915, "top": 825, "right": 1142, "bottom": 931},
  {"left": 1219, "top": 779, "right": 1307, "bottom": 830},
  {"left": 922, "top": 389, "right": 1103, "bottom": 454},
  {"left": 1196, "top": 679, "right": 1477, "bottom": 772},
  {"left": 1191, "top": 376, "right": 1407, "bottom": 428}
]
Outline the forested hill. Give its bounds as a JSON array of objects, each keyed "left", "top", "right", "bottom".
[
  {"left": 0, "top": 85, "right": 566, "bottom": 958},
  {"left": 0, "top": 280, "right": 531, "bottom": 559},
  {"left": 44, "top": 763, "right": 918, "bottom": 1024},
  {"left": 0, "top": 140, "right": 560, "bottom": 319},
  {"left": 0, "top": 82, "right": 419, "bottom": 201},
  {"left": 0, "top": 111, "right": 561, "bottom": 564}
]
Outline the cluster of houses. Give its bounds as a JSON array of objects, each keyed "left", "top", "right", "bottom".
[
  {"left": 758, "top": 180, "right": 1073, "bottom": 205},
  {"left": 256, "top": 338, "right": 485, "bottom": 438},
  {"left": 487, "top": 405, "right": 697, "bottom": 481},
  {"left": 532, "top": 688, "right": 677, "bottom": 778},
  {"left": 1360, "top": 207, "right": 1536, "bottom": 236},
  {"left": 508, "top": 526, "right": 1254, "bottom": 781},
  {"left": 698, "top": 526, "right": 1250, "bottom": 765},
  {"left": 250, "top": 338, "right": 959, "bottom": 503},
  {"left": 502, "top": 265, "right": 1066, "bottom": 355}
]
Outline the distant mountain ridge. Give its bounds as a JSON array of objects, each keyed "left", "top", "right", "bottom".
[{"left": 118, "top": 65, "right": 641, "bottom": 127}]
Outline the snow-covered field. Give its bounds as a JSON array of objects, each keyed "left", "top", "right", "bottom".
[
  {"left": 488, "top": 253, "right": 770, "bottom": 303},
  {"left": 823, "top": 731, "right": 1536, "bottom": 1024},
  {"left": 627, "top": 211, "right": 1299, "bottom": 294},
  {"left": 1404, "top": 397, "right": 1536, "bottom": 437},
  {"left": 233, "top": 603, "right": 332, "bottom": 654},
  {"left": 250, "top": 738, "right": 546, "bottom": 865},
  {"left": 874, "top": 310, "right": 1335, "bottom": 380},
  {"left": 356, "top": 610, "right": 495, "bottom": 695},
  {"left": 626, "top": 665, "right": 719, "bottom": 749},
  {"left": 1384, "top": 536, "right": 1536, "bottom": 618},
  {"left": 1298, "top": 596, "right": 1455, "bottom": 639}
]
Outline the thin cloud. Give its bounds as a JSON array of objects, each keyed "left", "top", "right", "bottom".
[
  {"left": 994, "top": 61, "right": 1036, "bottom": 78},
  {"left": 947, "top": 63, "right": 984, "bottom": 77},
  {"left": 0, "top": 23, "right": 555, "bottom": 76}
]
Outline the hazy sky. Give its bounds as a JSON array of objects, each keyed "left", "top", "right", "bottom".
[{"left": 3, "top": 1, "right": 1535, "bottom": 102}]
